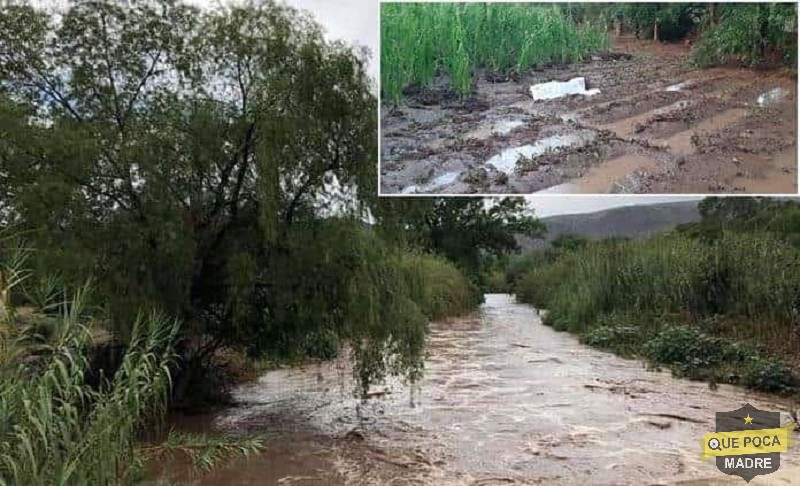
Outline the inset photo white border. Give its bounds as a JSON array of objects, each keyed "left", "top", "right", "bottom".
[{"left": 377, "top": 1, "right": 800, "bottom": 197}]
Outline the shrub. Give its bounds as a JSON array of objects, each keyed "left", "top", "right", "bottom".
[
  {"left": 741, "top": 355, "right": 798, "bottom": 393},
  {"left": 581, "top": 325, "right": 642, "bottom": 358},
  {"left": 644, "top": 325, "right": 727, "bottom": 371},
  {"left": 397, "top": 251, "right": 480, "bottom": 321}
]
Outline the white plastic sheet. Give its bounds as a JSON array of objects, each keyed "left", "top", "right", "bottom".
[
  {"left": 757, "top": 88, "right": 789, "bottom": 107},
  {"left": 665, "top": 81, "right": 692, "bottom": 92},
  {"left": 485, "top": 133, "right": 597, "bottom": 174},
  {"left": 529, "top": 77, "right": 600, "bottom": 101}
]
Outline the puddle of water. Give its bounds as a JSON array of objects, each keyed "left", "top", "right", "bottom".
[
  {"left": 465, "top": 120, "right": 525, "bottom": 140},
  {"left": 598, "top": 99, "right": 697, "bottom": 137},
  {"left": 535, "top": 182, "right": 582, "bottom": 194},
  {"left": 486, "top": 133, "right": 596, "bottom": 174},
  {"left": 665, "top": 81, "right": 693, "bottom": 92},
  {"left": 536, "top": 154, "right": 659, "bottom": 194},
  {"left": 530, "top": 77, "right": 600, "bottom": 101},
  {"left": 661, "top": 108, "right": 749, "bottom": 155},
  {"left": 729, "top": 147, "right": 797, "bottom": 194},
  {"left": 401, "top": 171, "right": 461, "bottom": 194},
  {"left": 757, "top": 87, "right": 789, "bottom": 107}
]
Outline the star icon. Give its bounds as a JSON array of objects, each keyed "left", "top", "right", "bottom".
[{"left": 744, "top": 414, "right": 754, "bottom": 424}]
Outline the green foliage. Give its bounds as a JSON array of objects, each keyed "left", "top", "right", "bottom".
[
  {"left": 0, "top": 234, "right": 263, "bottom": 485},
  {"left": 581, "top": 323, "right": 642, "bottom": 358},
  {"left": 0, "top": 0, "right": 481, "bottom": 396},
  {"left": 608, "top": 4, "right": 700, "bottom": 40},
  {"left": 643, "top": 325, "right": 728, "bottom": 371},
  {"left": 551, "top": 233, "right": 590, "bottom": 252},
  {"left": 741, "top": 355, "right": 797, "bottom": 393},
  {"left": 0, "top": 0, "right": 376, "bottom": 332},
  {"left": 181, "top": 218, "right": 480, "bottom": 397},
  {"left": 510, "top": 203, "right": 800, "bottom": 395},
  {"left": 397, "top": 252, "right": 480, "bottom": 321},
  {"left": 693, "top": 3, "right": 797, "bottom": 67},
  {"left": 139, "top": 431, "right": 264, "bottom": 475},
  {"left": 375, "top": 197, "right": 545, "bottom": 292},
  {"left": 380, "top": 3, "right": 609, "bottom": 102}
]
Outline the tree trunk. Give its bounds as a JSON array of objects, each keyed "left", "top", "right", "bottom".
[
  {"left": 654, "top": 20, "right": 660, "bottom": 41},
  {"left": 708, "top": 4, "right": 716, "bottom": 27},
  {"left": 759, "top": 5, "right": 769, "bottom": 62},
  {"left": 614, "top": 21, "right": 621, "bottom": 37}
]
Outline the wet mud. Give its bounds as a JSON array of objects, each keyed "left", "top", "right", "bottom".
[
  {"left": 380, "top": 38, "right": 798, "bottom": 194},
  {"left": 159, "top": 295, "right": 800, "bottom": 485}
]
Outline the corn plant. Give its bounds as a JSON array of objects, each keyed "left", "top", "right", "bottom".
[{"left": 381, "top": 2, "right": 610, "bottom": 102}]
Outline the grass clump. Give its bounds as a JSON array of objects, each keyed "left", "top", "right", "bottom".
[
  {"left": 0, "top": 232, "right": 263, "bottom": 484},
  {"left": 381, "top": 2, "right": 609, "bottom": 102}
]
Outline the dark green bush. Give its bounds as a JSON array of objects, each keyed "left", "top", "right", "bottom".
[
  {"left": 644, "top": 325, "right": 726, "bottom": 370},
  {"left": 742, "top": 355, "right": 798, "bottom": 393},
  {"left": 581, "top": 325, "right": 642, "bottom": 358}
]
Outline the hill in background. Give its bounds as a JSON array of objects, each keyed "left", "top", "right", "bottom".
[{"left": 519, "top": 201, "right": 701, "bottom": 250}]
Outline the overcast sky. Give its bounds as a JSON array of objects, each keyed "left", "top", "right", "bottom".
[
  {"left": 185, "top": 0, "right": 380, "bottom": 80},
  {"left": 525, "top": 195, "right": 704, "bottom": 217},
  {"left": 284, "top": 0, "right": 380, "bottom": 81}
]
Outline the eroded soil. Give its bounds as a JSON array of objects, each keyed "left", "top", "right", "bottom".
[
  {"left": 380, "top": 37, "right": 798, "bottom": 194},
  {"left": 156, "top": 295, "right": 800, "bottom": 486}
]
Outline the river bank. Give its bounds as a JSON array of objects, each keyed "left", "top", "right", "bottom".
[{"left": 156, "top": 295, "right": 800, "bottom": 485}]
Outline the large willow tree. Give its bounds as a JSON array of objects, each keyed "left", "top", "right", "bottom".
[{"left": 0, "top": 0, "right": 428, "bottom": 396}]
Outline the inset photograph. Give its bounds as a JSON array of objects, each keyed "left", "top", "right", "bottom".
[{"left": 379, "top": 3, "right": 798, "bottom": 195}]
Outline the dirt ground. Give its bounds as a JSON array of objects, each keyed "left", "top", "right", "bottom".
[{"left": 380, "top": 37, "right": 798, "bottom": 195}]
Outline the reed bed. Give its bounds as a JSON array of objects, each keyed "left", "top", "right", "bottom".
[
  {"left": 511, "top": 233, "right": 800, "bottom": 393},
  {"left": 381, "top": 2, "right": 609, "bottom": 102},
  {"left": 0, "top": 232, "right": 263, "bottom": 485}
]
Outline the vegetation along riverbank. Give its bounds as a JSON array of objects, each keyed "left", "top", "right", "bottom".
[{"left": 509, "top": 197, "right": 800, "bottom": 396}]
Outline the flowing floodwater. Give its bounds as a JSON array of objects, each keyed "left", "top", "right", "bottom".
[{"left": 164, "top": 295, "right": 800, "bottom": 485}]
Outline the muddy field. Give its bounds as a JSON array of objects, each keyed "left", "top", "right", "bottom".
[{"left": 380, "top": 38, "right": 798, "bottom": 195}]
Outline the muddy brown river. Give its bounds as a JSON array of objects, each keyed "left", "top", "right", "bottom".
[{"left": 163, "top": 295, "right": 800, "bottom": 485}]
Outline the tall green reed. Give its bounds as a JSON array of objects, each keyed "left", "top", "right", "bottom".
[
  {"left": 0, "top": 232, "right": 262, "bottom": 485},
  {"left": 514, "top": 232, "right": 800, "bottom": 351},
  {"left": 381, "top": 2, "right": 610, "bottom": 102}
]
